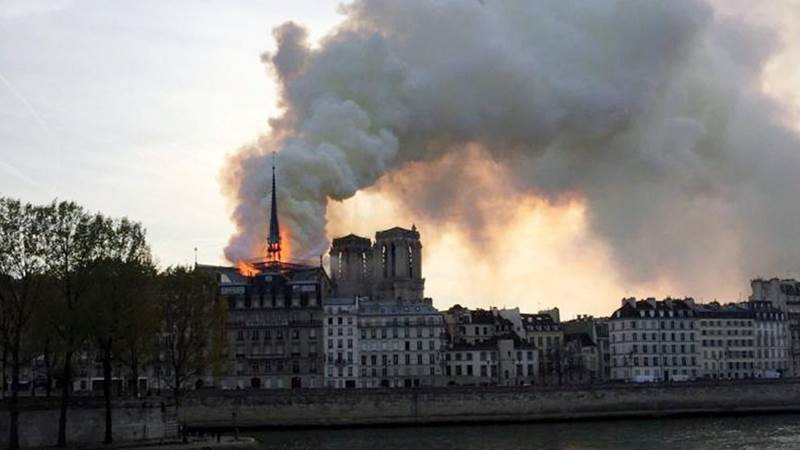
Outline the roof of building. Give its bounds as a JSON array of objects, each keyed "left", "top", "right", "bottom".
[
  {"left": 521, "top": 313, "right": 562, "bottom": 331},
  {"left": 694, "top": 300, "right": 785, "bottom": 320},
  {"left": 375, "top": 226, "right": 420, "bottom": 241},
  {"left": 198, "top": 262, "right": 330, "bottom": 294},
  {"left": 330, "top": 233, "right": 372, "bottom": 248},
  {"left": 611, "top": 297, "right": 695, "bottom": 319}
]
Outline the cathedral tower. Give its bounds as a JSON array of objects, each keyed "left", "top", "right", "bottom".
[
  {"left": 330, "top": 234, "right": 373, "bottom": 298},
  {"left": 372, "top": 225, "right": 424, "bottom": 303}
]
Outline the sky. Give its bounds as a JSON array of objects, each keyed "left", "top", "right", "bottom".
[
  {"left": 0, "top": 0, "right": 341, "bottom": 265},
  {"left": 1, "top": 0, "right": 799, "bottom": 319}
]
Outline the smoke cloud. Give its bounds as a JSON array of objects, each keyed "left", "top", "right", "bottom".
[{"left": 223, "top": 0, "right": 800, "bottom": 290}]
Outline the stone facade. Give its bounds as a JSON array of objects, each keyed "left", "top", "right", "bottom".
[
  {"left": 610, "top": 297, "right": 790, "bottom": 382},
  {"left": 750, "top": 278, "right": 800, "bottom": 376},
  {"left": 330, "top": 226, "right": 424, "bottom": 304},
  {"left": 323, "top": 297, "right": 360, "bottom": 388},
  {"left": 210, "top": 262, "right": 329, "bottom": 389},
  {"left": 609, "top": 298, "right": 700, "bottom": 382},
  {"left": 442, "top": 307, "right": 538, "bottom": 386},
  {"left": 0, "top": 398, "right": 177, "bottom": 448},
  {"left": 180, "top": 381, "right": 800, "bottom": 429},
  {"left": 696, "top": 300, "right": 789, "bottom": 379},
  {"left": 357, "top": 301, "right": 446, "bottom": 388}
]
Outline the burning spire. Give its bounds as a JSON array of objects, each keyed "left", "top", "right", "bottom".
[{"left": 267, "top": 152, "right": 281, "bottom": 262}]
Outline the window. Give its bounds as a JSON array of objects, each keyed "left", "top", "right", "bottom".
[
  {"left": 381, "top": 245, "right": 388, "bottom": 278},
  {"left": 408, "top": 244, "right": 414, "bottom": 278}
]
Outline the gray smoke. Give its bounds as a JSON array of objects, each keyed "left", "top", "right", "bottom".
[{"left": 223, "top": 0, "right": 800, "bottom": 290}]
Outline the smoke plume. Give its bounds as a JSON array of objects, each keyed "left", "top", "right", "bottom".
[{"left": 223, "top": 0, "right": 800, "bottom": 289}]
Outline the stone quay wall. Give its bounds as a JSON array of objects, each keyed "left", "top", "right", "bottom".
[
  {"left": 0, "top": 397, "right": 177, "bottom": 448},
  {"left": 181, "top": 380, "right": 800, "bottom": 429}
]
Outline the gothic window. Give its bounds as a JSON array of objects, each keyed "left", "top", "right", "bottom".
[
  {"left": 408, "top": 245, "right": 413, "bottom": 278},
  {"left": 381, "top": 245, "right": 388, "bottom": 278},
  {"left": 361, "top": 252, "right": 367, "bottom": 280},
  {"left": 337, "top": 251, "right": 343, "bottom": 279}
]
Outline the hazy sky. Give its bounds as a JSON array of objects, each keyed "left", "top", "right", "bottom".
[
  {"left": 2, "top": 0, "right": 798, "bottom": 319},
  {"left": 0, "top": 0, "right": 341, "bottom": 266}
]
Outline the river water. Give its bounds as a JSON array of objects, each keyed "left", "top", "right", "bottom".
[{"left": 252, "top": 414, "right": 800, "bottom": 449}]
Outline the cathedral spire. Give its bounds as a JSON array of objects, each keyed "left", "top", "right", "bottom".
[{"left": 267, "top": 152, "right": 281, "bottom": 262}]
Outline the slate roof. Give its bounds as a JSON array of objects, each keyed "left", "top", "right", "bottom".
[{"left": 612, "top": 298, "right": 695, "bottom": 319}]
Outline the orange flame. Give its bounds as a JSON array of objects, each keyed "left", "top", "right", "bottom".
[
  {"left": 280, "top": 228, "right": 292, "bottom": 261},
  {"left": 237, "top": 260, "right": 260, "bottom": 277}
]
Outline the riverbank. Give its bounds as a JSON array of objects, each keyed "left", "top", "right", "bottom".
[
  {"left": 180, "top": 379, "right": 800, "bottom": 430},
  {"left": 0, "top": 398, "right": 177, "bottom": 448},
  {"left": 6, "top": 380, "right": 800, "bottom": 447}
]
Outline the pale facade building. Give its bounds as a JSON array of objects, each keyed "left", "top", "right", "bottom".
[
  {"left": 609, "top": 298, "right": 700, "bottom": 382},
  {"left": 696, "top": 300, "right": 789, "bottom": 379},
  {"left": 358, "top": 302, "right": 445, "bottom": 388},
  {"left": 323, "top": 297, "right": 361, "bottom": 388}
]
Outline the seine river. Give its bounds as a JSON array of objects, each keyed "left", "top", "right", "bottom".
[{"left": 252, "top": 414, "right": 800, "bottom": 449}]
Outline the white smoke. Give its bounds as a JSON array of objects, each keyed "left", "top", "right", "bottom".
[{"left": 223, "top": 0, "right": 800, "bottom": 288}]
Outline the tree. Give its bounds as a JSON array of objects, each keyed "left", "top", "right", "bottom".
[
  {"left": 0, "top": 198, "right": 50, "bottom": 450},
  {"left": 158, "top": 266, "right": 226, "bottom": 405},
  {"left": 115, "top": 274, "right": 159, "bottom": 398},
  {"left": 84, "top": 217, "right": 154, "bottom": 444},
  {"left": 41, "top": 201, "right": 110, "bottom": 448}
]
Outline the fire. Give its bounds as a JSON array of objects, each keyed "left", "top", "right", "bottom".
[
  {"left": 280, "top": 228, "right": 291, "bottom": 261},
  {"left": 236, "top": 260, "right": 260, "bottom": 277}
]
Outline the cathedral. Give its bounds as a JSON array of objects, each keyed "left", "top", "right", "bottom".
[{"left": 208, "top": 156, "right": 444, "bottom": 390}]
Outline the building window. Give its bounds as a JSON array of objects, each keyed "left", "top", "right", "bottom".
[
  {"left": 381, "top": 245, "right": 388, "bottom": 278},
  {"left": 408, "top": 245, "right": 414, "bottom": 278}
]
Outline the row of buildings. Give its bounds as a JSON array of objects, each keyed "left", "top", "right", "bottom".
[
  {"left": 34, "top": 167, "right": 800, "bottom": 393},
  {"left": 54, "top": 226, "right": 800, "bottom": 393},
  {"left": 52, "top": 240, "right": 798, "bottom": 393},
  {"left": 198, "top": 219, "right": 795, "bottom": 389}
]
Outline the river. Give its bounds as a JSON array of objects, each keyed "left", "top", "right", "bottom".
[{"left": 251, "top": 414, "right": 800, "bottom": 449}]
